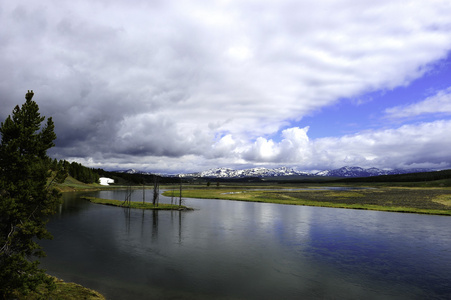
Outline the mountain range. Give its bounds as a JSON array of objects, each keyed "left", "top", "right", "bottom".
[{"left": 124, "top": 166, "right": 431, "bottom": 178}]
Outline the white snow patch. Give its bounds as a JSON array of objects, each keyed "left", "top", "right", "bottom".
[{"left": 99, "top": 177, "right": 114, "bottom": 186}]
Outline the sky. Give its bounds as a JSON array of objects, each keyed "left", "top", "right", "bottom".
[{"left": 1, "top": 0, "right": 451, "bottom": 174}]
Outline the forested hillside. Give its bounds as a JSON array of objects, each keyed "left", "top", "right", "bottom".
[{"left": 59, "top": 160, "right": 100, "bottom": 184}]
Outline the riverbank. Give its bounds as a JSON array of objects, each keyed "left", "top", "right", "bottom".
[
  {"left": 55, "top": 177, "right": 451, "bottom": 215},
  {"left": 83, "top": 196, "right": 193, "bottom": 210},
  {"left": 163, "top": 186, "right": 451, "bottom": 216},
  {"left": 15, "top": 276, "right": 105, "bottom": 300}
]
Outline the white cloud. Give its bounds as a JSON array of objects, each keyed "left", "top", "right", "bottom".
[
  {"left": 2, "top": 0, "right": 451, "bottom": 172},
  {"left": 210, "top": 134, "right": 237, "bottom": 158},
  {"left": 385, "top": 87, "right": 451, "bottom": 119},
  {"left": 314, "top": 120, "right": 451, "bottom": 169},
  {"left": 236, "top": 121, "right": 451, "bottom": 171},
  {"left": 58, "top": 119, "right": 451, "bottom": 173}
]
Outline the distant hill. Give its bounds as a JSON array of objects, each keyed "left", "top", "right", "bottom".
[
  {"left": 314, "top": 166, "right": 432, "bottom": 177},
  {"left": 115, "top": 169, "right": 152, "bottom": 175},
  {"left": 178, "top": 166, "right": 432, "bottom": 179},
  {"left": 96, "top": 166, "right": 451, "bottom": 185},
  {"left": 336, "top": 168, "right": 451, "bottom": 183},
  {"left": 180, "top": 167, "right": 311, "bottom": 178}
]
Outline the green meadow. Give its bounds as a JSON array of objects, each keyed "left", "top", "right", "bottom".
[{"left": 163, "top": 184, "right": 451, "bottom": 216}]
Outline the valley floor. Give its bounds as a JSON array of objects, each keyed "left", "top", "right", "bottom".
[{"left": 163, "top": 185, "right": 451, "bottom": 216}]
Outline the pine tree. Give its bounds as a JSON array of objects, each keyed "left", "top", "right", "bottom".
[{"left": 0, "top": 91, "right": 66, "bottom": 298}]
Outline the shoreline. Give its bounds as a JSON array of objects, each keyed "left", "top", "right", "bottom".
[
  {"left": 15, "top": 276, "right": 105, "bottom": 300},
  {"left": 82, "top": 196, "right": 194, "bottom": 211},
  {"left": 162, "top": 186, "right": 451, "bottom": 216},
  {"left": 56, "top": 179, "right": 451, "bottom": 216}
]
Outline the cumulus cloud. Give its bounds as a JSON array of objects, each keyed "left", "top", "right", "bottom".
[
  {"left": 1, "top": 0, "right": 451, "bottom": 172},
  {"left": 385, "top": 87, "right": 451, "bottom": 119},
  {"left": 311, "top": 121, "right": 451, "bottom": 170},
  {"left": 242, "top": 127, "right": 311, "bottom": 163},
  {"left": 238, "top": 121, "right": 451, "bottom": 170}
]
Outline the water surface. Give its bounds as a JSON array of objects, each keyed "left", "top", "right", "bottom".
[{"left": 40, "top": 190, "right": 451, "bottom": 299}]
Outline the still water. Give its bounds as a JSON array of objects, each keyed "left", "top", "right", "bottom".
[{"left": 40, "top": 190, "right": 451, "bottom": 299}]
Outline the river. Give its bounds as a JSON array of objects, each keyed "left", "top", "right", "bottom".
[{"left": 40, "top": 189, "right": 451, "bottom": 299}]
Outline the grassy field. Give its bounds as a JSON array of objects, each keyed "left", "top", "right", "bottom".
[
  {"left": 54, "top": 175, "right": 106, "bottom": 192},
  {"left": 83, "top": 196, "right": 192, "bottom": 210},
  {"left": 162, "top": 185, "right": 451, "bottom": 216}
]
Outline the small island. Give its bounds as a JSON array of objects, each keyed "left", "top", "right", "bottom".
[{"left": 82, "top": 196, "right": 193, "bottom": 211}]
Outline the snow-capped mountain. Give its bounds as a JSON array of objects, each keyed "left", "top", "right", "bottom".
[
  {"left": 180, "top": 167, "right": 311, "bottom": 178},
  {"left": 315, "top": 166, "right": 392, "bottom": 177},
  {"left": 179, "top": 166, "right": 431, "bottom": 178},
  {"left": 119, "top": 169, "right": 152, "bottom": 175},
  {"left": 317, "top": 166, "right": 432, "bottom": 177},
  {"left": 115, "top": 166, "right": 432, "bottom": 179}
]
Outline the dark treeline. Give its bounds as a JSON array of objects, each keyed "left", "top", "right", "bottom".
[
  {"left": 201, "top": 177, "right": 264, "bottom": 183},
  {"left": 52, "top": 159, "right": 100, "bottom": 183},
  {"left": 335, "top": 169, "right": 451, "bottom": 183},
  {"left": 53, "top": 159, "right": 186, "bottom": 185},
  {"left": 58, "top": 160, "right": 100, "bottom": 184},
  {"left": 96, "top": 170, "right": 185, "bottom": 185},
  {"left": 251, "top": 170, "right": 451, "bottom": 185}
]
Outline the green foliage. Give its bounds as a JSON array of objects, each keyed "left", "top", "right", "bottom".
[
  {"left": 0, "top": 91, "right": 66, "bottom": 298},
  {"left": 95, "top": 170, "right": 184, "bottom": 185},
  {"left": 63, "top": 161, "right": 99, "bottom": 184},
  {"left": 14, "top": 276, "right": 106, "bottom": 300}
]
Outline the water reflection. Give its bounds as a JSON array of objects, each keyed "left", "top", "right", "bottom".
[{"left": 120, "top": 206, "right": 186, "bottom": 245}]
